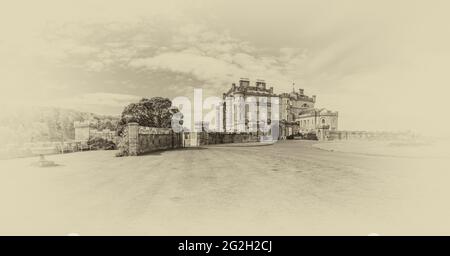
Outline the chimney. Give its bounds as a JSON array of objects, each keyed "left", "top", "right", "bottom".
[
  {"left": 256, "top": 79, "right": 266, "bottom": 89},
  {"left": 239, "top": 78, "right": 250, "bottom": 87},
  {"left": 312, "top": 95, "right": 316, "bottom": 102},
  {"left": 299, "top": 88, "right": 304, "bottom": 95},
  {"left": 232, "top": 83, "right": 236, "bottom": 90}
]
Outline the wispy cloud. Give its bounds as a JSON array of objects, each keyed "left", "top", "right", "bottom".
[
  {"left": 49, "top": 93, "right": 141, "bottom": 115},
  {"left": 1, "top": 0, "right": 450, "bottom": 132}
]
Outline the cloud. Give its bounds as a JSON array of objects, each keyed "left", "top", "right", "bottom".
[
  {"left": 130, "top": 51, "right": 238, "bottom": 85},
  {"left": 59, "top": 92, "right": 140, "bottom": 106},
  {"left": 2, "top": 0, "right": 450, "bottom": 133},
  {"left": 127, "top": 23, "right": 297, "bottom": 93},
  {"left": 49, "top": 93, "right": 140, "bottom": 114}
]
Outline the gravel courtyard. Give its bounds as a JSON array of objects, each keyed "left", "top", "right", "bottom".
[{"left": 1, "top": 140, "right": 449, "bottom": 235}]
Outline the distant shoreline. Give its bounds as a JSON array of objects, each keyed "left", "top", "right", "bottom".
[{"left": 312, "top": 140, "right": 450, "bottom": 159}]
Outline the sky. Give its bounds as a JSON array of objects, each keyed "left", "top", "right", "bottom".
[{"left": 0, "top": 0, "right": 449, "bottom": 133}]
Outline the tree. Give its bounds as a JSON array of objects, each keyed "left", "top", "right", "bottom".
[
  {"left": 117, "top": 97, "right": 179, "bottom": 136},
  {"left": 96, "top": 118, "right": 117, "bottom": 131}
]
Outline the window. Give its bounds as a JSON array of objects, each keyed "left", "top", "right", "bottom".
[{"left": 322, "top": 119, "right": 326, "bottom": 124}]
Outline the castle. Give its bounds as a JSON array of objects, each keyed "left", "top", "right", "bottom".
[{"left": 220, "top": 78, "right": 338, "bottom": 140}]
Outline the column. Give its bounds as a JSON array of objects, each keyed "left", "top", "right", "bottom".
[{"left": 128, "top": 122, "right": 139, "bottom": 156}]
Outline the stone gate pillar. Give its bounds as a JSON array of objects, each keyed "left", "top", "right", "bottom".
[{"left": 127, "top": 122, "right": 139, "bottom": 156}]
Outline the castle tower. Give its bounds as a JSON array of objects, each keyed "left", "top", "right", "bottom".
[{"left": 74, "top": 121, "right": 90, "bottom": 141}]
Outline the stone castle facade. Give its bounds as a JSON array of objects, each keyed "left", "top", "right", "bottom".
[
  {"left": 220, "top": 78, "right": 338, "bottom": 140},
  {"left": 221, "top": 78, "right": 277, "bottom": 134}
]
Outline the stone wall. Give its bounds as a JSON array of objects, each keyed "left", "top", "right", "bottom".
[
  {"left": 126, "top": 123, "right": 183, "bottom": 156},
  {"left": 321, "top": 130, "right": 414, "bottom": 141},
  {"left": 121, "top": 123, "right": 263, "bottom": 156},
  {"left": 204, "top": 132, "right": 260, "bottom": 145}
]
